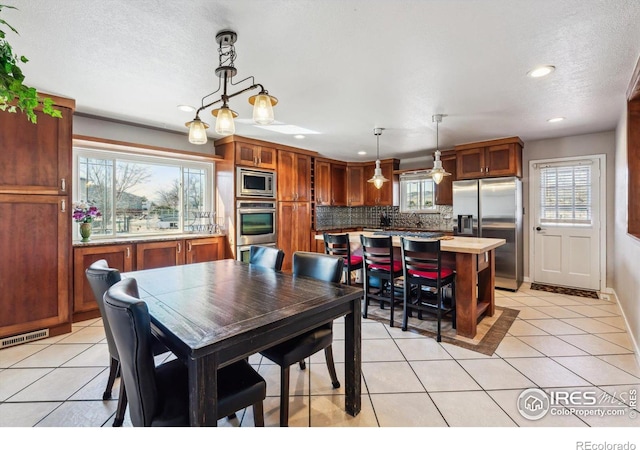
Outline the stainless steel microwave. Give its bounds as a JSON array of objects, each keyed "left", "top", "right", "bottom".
[{"left": 236, "top": 167, "right": 276, "bottom": 198}]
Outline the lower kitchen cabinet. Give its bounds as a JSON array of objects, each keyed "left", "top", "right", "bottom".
[
  {"left": 277, "top": 202, "right": 311, "bottom": 272},
  {"left": 72, "top": 235, "right": 226, "bottom": 320}
]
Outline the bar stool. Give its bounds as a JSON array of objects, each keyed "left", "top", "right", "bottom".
[
  {"left": 323, "top": 232, "right": 362, "bottom": 285},
  {"left": 360, "top": 235, "right": 404, "bottom": 327}
]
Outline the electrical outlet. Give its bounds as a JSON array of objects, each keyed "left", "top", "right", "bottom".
[{"left": 600, "top": 294, "right": 610, "bottom": 301}]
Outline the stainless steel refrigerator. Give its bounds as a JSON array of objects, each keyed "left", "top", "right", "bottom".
[{"left": 453, "top": 177, "right": 523, "bottom": 291}]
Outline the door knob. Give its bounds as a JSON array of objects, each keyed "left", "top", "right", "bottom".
[{"left": 535, "top": 226, "right": 543, "bottom": 231}]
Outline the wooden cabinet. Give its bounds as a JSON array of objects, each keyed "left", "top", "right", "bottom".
[
  {"left": 435, "top": 150, "right": 457, "bottom": 205},
  {"left": 0, "top": 95, "right": 75, "bottom": 340},
  {"left": 73, "top": 243, "right": 134, "bottom": 320},
  {"left": 277, "top": 202, "right": 311, "bottom": 272},
  {"left": 235, "top": 143, "right": 277, "bottom": 170},
  {"left": 456, "top": 137, "right": 523, "bottom": 179},
  {"left": 364, "top": 159, "right": 400, "bottom": 206},
  {"left": 331, "top": 163, "right": 347, "bottom": 206},
  {"left": 277, "top": 150, "right": 311, "bottom": 202},
  {"left": 346, "top": 165, "right": 364, "bottom": 206},
  {"left": 314, "top": 160, "right": 347, "bottom": 206},
  {"left": 72, "top": 236, "right": 226, "bottom": 319}
]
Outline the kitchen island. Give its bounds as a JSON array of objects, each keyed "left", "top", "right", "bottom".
[{"left": 316, "top": 232, "right": 505, "bottom": 338}]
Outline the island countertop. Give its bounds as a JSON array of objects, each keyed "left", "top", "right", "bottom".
[{"left": 317, "top": 231, "right": 505, "bottom": 255}]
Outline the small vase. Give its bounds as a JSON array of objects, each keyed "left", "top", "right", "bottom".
[{"left": 80, "top": 222, "right": 92, "bottom": 242}]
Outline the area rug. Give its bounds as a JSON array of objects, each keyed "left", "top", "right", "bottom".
[
  {"left": 365, "top": 304, "right": 519, "bottom": 356},
  {"left": 530, "top": 282, "right": 600, "bottom": 299}
]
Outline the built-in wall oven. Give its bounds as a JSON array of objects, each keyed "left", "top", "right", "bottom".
[
  {"left": 237, "top": 243, "right": 277, "bottom": 264},
  {"left": 236, "top": 200, "right": 277, "bottom": 260}
]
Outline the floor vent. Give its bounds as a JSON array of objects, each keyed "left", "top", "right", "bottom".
[{"left": 1, "top": 329, "right": 49, "bottom": 349}]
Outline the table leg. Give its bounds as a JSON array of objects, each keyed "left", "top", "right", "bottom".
[
  {"left": 188, "top": 353, "right": 218, "bottom": 426},
  {"left": 344, "top": 296, "right": 362, "bottom": 417},
  {"left": 455, "top": 252, "right": 478, "bottom": 338}
]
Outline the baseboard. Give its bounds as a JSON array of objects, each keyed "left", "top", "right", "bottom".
[{"left": 609, "top": 288, "right": 640, "bottom": 368}]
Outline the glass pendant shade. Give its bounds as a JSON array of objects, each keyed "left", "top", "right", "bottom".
[
  {"left": 368, "top": 159, "right": 389, "bottom": 189},
  {"left": 431, "top": 169, "right": 445, "bottom": 184},
  {"left": 429, "top": 150, "right": 450, "bottom": 184},
  {"left": 213, "top": 106, "right": 237, "bottom": 136},
  {"left": 186, "top": 118, "right": 209, "bottom": 145},
  {"left": 250, "top": 93, "right": 277, "bottom": 125}
]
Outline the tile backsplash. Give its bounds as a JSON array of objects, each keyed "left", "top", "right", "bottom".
[{"left": 316, "top": 205, "right": 454, "bottom": 231}]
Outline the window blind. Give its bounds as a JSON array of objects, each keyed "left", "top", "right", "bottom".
[{"left": 539, "top": 164, "right": 592, "bottom": 225}]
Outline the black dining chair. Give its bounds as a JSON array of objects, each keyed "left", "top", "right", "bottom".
[
  {"left": 85, "top": 259, "right": 171, "bottom": 427},
  {"left": 259, "top": 251, "right": 344, "bottom": 427},
  {"left": 248, "top": 245, "right": 285, "bottom": 271},
  {"left": 360, "top": 235, "right": 404, "bottom": 327},
  {"left": 323, "top": 232, "right": 362, "bottom": 285},
  {"left": 103, "top": 277, "right": 267, "bottom": 427},
  {"left": 400, "top": 237, "right": 456, "bottom": 342}
]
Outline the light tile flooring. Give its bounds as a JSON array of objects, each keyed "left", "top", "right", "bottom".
[{"left": 1, "top": 283, "right": 639, "bottom": 429}]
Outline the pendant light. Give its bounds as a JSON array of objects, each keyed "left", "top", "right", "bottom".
[
  {"left": 429, "top": 114, "right": 451, "bottom": 184},
  {"left": 368, "top": 127, "right": 388, "bottom": 189}
]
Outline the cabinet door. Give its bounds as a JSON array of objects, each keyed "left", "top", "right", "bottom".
[
  {"left": 236, "top": 143, "right": 259, "bottom": 167},
  {"left": 377, "top": 162, "right": 396, "bottom": 206},
  {"left": 0, "top": 195, "right": 70, "bottom": 338},
  {"left": 277, "top": 151, "right": 297, "bottom": 201},
  {"left": 456, "top": 147, "right": 485, "bottom": 179},
  {"left": 435, "top": 152, "right": 457, "bottom": 205},
  {"left": 185, "top": 237, "right": 226, "bottom": 264},
  {"left": 315, "top": 160, "right": 331, "bottom": 205},
  {"left": 73, "top": 244, "right": 134, "bottom": 317},
  {"left": 136, "top": 240, "right": 185, "bottom": 269},
  {"left": 331, "top": 163, "right": 347, "bottom": 206},
  {"left": 294, "top": 154, "right": 311, "bottom": 202},
  {"left": 277, "top": 202, "right": 310, "bottom": 272},
  {"left": 257, "top": 147, "right": 277, "bottom": 170},
  {"left": 0, "top": 107, "right": 72, "bottom": 195},
  {"left": 364, "top": 163, "right": 379, "bottom": 205},
  {"left": 347, "top": 165, "right": 364, "bottom": 206},
  {"left": 486, "top": 143, "right": 521, "bottom": 177}
]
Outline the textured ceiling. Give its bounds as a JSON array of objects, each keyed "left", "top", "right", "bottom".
[{"left": 5, "top": 0, "right": 640, "bottom": 163}]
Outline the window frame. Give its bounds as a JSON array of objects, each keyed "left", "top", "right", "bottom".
[
  {"left": 72, "top": 139, "right": 215, "bottom": 240},
  {"left": 399, "top": 173, "right": 438, "bottom": 213}
]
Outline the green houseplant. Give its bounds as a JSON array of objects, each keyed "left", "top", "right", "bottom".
[{"left": 0, "top": 4, "right": 61, "bottom": 122}]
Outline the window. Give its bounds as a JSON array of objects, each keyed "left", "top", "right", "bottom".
[
  {"left": 399, "top": 173, "right": 436, "bottom": 212},
  {"left": 73, "top": 146, "right": 214, "bottom": 238},
  {"left": 539, "top": 162, "right": 592, "bottom": 225}
]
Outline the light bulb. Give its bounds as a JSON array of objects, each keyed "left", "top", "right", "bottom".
[
  {"left": 251, "top": 93, "right": 275, "bottom": 125},
  {"left": 432, "top": 170, "right": 444, "bottom": 184},
  {"left": 214, "top": 107, "right": 236, "bottom": 136},
  {"left": 186, "top": 118, "right": 208, "bottom": 145},
  {"left": 373, "top": 177, "right": 385, "bottom": 189}
]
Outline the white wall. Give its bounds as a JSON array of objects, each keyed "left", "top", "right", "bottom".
[
  {"left": 613, "top": 108, "right": 640, "bottom": 349},
  {"left": 521, "top": 131, "right": 617, "bottom": 287}
]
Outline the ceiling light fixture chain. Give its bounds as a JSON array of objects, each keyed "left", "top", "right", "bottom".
[
  {"left": 429, "top": 114, "right": 451, "bottom": 185},
  {"left": 368, "top": 127, "right": 389, "bottom": 189},
  {"left": 185, "top": 30, "right": 278, "bottom": 144}
]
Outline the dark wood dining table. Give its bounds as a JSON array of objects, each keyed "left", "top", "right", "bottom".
[{"left": 122, "top": 258, "right": 363, "bottom": 426}]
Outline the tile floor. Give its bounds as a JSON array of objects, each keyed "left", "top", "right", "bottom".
[{"left": 1, "top": 283, "right": 639, "bottom": 429}]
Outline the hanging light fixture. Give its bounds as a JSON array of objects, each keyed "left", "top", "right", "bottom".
[
  {"left": 368, "top": 128, "right": 388, "bottom": 189},
  {"left": 185, "top": 30, "right": 278, "bottom": 144},
  {"left": 429, "top": 114, "right": 451, "bottom": 184}
]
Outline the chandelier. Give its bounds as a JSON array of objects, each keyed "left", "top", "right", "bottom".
[
  {"left": 367, "top": 128, "right": 388, "bottom": 189},
  {"left": 428, "top": 114, "right": 451, "bottom": 184},
  {"left": 185, "top": 30, "right": 278, "bottom": 144}
]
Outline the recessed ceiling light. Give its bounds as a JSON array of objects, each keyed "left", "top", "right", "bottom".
[
  {"left": 177, "top": 104, "right": 195, "bottom": 112},
  {"left": 358, "top": 151, "right": 367, "bottom": 155},
  {"left": 294, "top": 135, "right": 305, "bottom": 139},
  {"left": 547, "top": 117, "right": 565, "bottom": 123},
  {"left": 527, "top": 65, "right": 556, "bottom": 78}
]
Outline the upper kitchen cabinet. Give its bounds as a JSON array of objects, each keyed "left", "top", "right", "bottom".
[
  {"left": 346, "top": 164, "right": 365, "bottom": 206},
  {"left": 331, "top": 163, "right": 347, "bottom": 206},
  {"left": 314, "top": 159, "right": 347, "bottom": 206},
  {"left": 364, "top": 159, "right": 400, "bottom": 206},
  {"left": 278, "top": 150, "right": 311, "bottom": 202},
  {"left": 0, "top": 95, "right": 75, "bottom": 195},
  {"left": 455, "top": 137, "right": 523, "bottom": 179},
  {"left": 235, "top": 142, "right": 277, "bottom": 170},
  {"left": 434, "top": 149, "right": 457, "bottom": 205}
]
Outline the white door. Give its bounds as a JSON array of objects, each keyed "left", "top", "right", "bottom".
[{"left": 531, "top": 157, "right": 602, "bottom": 290}]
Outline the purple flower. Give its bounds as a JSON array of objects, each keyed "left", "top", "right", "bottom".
[{"left": 72, "top": 201, "right": 101, "bottom": 223}]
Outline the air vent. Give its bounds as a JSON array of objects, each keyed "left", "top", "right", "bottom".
[{"left": 1, "top": 329, "right": 49, "bottom": 349}]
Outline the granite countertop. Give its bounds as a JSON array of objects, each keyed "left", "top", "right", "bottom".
[
  {"left": 72, "top": 233, "right": 226, "bottom": 247},
  {"left": 316, "top": 226, "right": 453, "bottom": 233}
]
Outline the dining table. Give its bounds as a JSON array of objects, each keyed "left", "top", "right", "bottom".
[{"left": 122, "top": 258, "right": 363, "bottom": 426}]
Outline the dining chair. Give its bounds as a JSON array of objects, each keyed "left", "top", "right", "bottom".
[
  {"left": 259, "top": 251, "right": 344, "bottom": 426},
  {"left": 103, "top": 277, "right": 267, "bottom": 427},
  {"left": 400, "top": 237, "right": 456, "bottom": 342},
  {"left": 360, "top": 235, "right": 404, "bottom": 327},
  {"left": 323, "top": 232, "right": 363, "bottom": 285},
  {"left": 85, "top": 259, "right": 170, "bottom": 427},
  {"left": 248, "top": 245, "right": 285, "bottom": 271}
]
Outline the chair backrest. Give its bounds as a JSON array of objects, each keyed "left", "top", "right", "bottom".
[
  {"left": 249, "top": 245, "right": 285, "bottom": 271},
  {"left": 360, "top": 235, "right": 395, "bottom": 268},
  {"left": 400, "top": 237, "right": 443, "bottom": 282},
  {"left": 323, "top": 233, "right": 351, "bottom": 262},
  {"left": 85, "top": 259, "right": 122, "bottom": 360},
  {"left": 103, "top": 278, "right": 159, "bottom": 427},
  {"left": 292, "top": 251, "right": 344, "bottom": 283}
]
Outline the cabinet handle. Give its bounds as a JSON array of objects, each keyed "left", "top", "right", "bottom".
[
  {"left": 126, "top": 247, "right": 130, "bottom": 258},
  {"left": 480, "top": 167, "right": 484, "bottom": 173},
  {"left": 188, "top": 242, "right": 192, "bottom": 252},
  {"left": 61, "top": 178, "right": 66, "bottom": 192},
  {"left": 258, "top": 157, "right": 262, "bottom": 165},
  {"left": 177, "top": 242, "right": 181, "bottom": 253},
  {"left": 486, "top": 166, "right": 489, "bottom": 172},
  {"left": 61, "top": 199, "right": 66, "bottom": 212}
]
